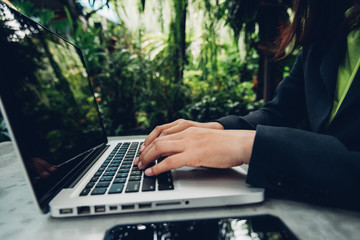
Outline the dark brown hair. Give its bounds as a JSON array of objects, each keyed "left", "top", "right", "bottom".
[{"left": 275, "top": 0, "right": 360, "bottom": 59}]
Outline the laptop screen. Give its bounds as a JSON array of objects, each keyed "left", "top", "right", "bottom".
[{"left": 0, "top": 2, "right": 108, "bottom": 212}]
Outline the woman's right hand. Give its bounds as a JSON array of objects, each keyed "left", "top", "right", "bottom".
[{"left": 139, "top": 119, "right": 224, "bottom": 153}]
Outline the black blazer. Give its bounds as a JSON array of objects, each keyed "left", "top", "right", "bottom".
[{"left": 217, "top": 32, "right": 360, "bottom": 209}]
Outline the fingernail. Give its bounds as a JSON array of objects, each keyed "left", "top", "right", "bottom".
[
  {"left": 138, "top": 161, "right": 143, "bottom": 169},
  {"left": 145, "top": 168, "right": 152, "bottom": 176},
  {"left": 134, "top": 157, "right": 139, "bottom": 165},
  {"left": 48, "top": 167, "right": 56, "bottom": 172},
  {"left": 139, "top": 144, "right": 145, "bottom": 152}
]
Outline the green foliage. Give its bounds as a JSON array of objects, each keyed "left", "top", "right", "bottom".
[
  {"left": 220, "top": 0, "right": 260, "bottom": 42},
  {"left": 67, "top": 19, "right": 151, "bottom": 135},
  {"left": 137, "top": 0, "right": 192, "bottom": 127},
  {"left": 140, "top": 32, "right": 192, "bottom": 127},
  {"left": 13, "top": 1, "right": 55, "bottom": 25},
  {"left": 11, "top": 0, "right": 281, "bottom": 137},
  {"left": 181, "top": 82, "right": 264, "bottom": 122},
  {"left": 13, "top": 1, "right": 69, "bottom": 33},
  {"left": 181, "top": 49, "right": 263, "bottom": 122}
]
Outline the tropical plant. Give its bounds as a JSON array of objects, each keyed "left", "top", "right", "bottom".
[{"left": 6, "top": 0, "right": 294, "bottom": 139}]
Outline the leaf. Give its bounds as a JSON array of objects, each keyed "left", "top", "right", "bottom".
[{"left": 64, "top": 6, "right": 74, "bottom": 34}]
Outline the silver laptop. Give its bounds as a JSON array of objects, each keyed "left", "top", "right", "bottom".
[{"left": 0, "top": 1, "right": 264, "bottom": 218}]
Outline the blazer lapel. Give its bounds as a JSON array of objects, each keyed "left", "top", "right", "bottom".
[
  {"left": 319, "top": 34, "right": 345, "bottom": 99},
  {"left": 333, "top": 68, "right": 360, "bottom": 120},
  {"left": 309, "top": 33, "right": 347, "bottom": 132}
]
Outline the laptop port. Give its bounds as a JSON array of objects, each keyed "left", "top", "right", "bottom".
[
  {"left": 95, "top": 205, "right": 106, "bottom": 213},
  {"left": 109, "top": 205, "right": 118, "bottom": 211},
  {"left": 59, "top": 208, "right": 73, "bottom": 214},
  {"left": 77, "top": 206, "right": 90, "bottom": 215},
  {"left": 121, "top": 204, "right": 135, "bottom": 210},
  {"left": 155, "top": 201, "right": 181, "bottom": 207},
  {"left": 138, "top": 203, "right": 151, "bottom": 209}
]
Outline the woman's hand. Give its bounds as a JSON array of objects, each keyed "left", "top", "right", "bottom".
[
  {"left": 140, "top": 119, "right": 224, "bottom": 153},
  {"left": 135, "top": 126, "right": 256, "bottom": 176}
]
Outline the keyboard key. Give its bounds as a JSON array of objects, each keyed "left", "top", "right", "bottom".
[
  {"left": 100, "top": 176, "right": 113, "bottom": 181},
  {"left": 158, "top": 172, "right": 173, "bottom": 184},
  {"left": 96, "top": 181, "right": 111, "bottom": 188},
  {"left": 120, "top": 165, "right": 131, "bottom": 170},
  {"left": 158, "top": 183, "right": 174, "bottom": 191},
  {"left": 129, "top": 176, "right": 141, "bottom": 181},
  {"left": 158, "top": 172, "right": 174, "bottom": 191},
  {"left": 142, "top": 176, "right": 156, "bottom": 191},
  {"left": 90, "top": 176, "right": 99, "bottom": 182},
  {"left": 101, "top": 162, "right": 109, "bottom": 168},
  {"left": 113, "top": 177, "right": 127, "bottom": 183},
  {"left": 132, "top": 166, "right": 141, "bottom": 171},
  {"left": 85, "top": 182, "right": 95, "bottom": 188},
  {"left": 109, "top": 163, "right": 120, "bottom": 167},
  {"left": 103, "top": 171, "right": 116, "bottom": 176},
  {"left": 130, "top": 170, "right": 142, "bottom": 176},
  {"left": 107, "top": 167, "right": 118, "bottom": 171},
  {"left": 91, "top": 187, "right": 107, "bottom": 195},
  {"left": 116, "top": 173, "right": 128, "bottom": 178},
  {"left": 108, "top": 183, "right": 125, "bottom": 194},
  {"left": 122, "top": 160, "right": 133, "bottom": 164},
  {"left": 80, "top": 188, "right": 91, "bottom": 196},
  {"left": 125, "top": 181, "right": 140, "bottom": 193}
]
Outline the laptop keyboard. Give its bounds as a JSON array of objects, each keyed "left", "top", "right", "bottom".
[{"left": 79, "top": 142, "right": 174, "bottom": 196}]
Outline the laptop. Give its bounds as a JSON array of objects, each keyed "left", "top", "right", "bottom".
[{"left": 0, "top": 1, "right": 264, "bottom": 218}]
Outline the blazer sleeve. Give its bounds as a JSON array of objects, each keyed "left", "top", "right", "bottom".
[
  {"left": 216, "top": 49, "right": 360, "bottom": 209},
  {"left": 217, "top": 50, "right": 306, "bottom": 130},
  {"left": 247, "top": 125, "right": 360, "bottom": 209}
]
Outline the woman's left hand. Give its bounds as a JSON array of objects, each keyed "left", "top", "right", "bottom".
[{"left": 135, "top": 127, "right": 256, "bottom": 176}]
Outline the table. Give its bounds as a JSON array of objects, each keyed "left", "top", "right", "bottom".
[{"left": 1, "top": 138, "right": 360, "bottom": 240}]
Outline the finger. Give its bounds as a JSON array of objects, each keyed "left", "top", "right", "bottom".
[
  {"left": 145, "top": 153, "right": 186, "bottom": 176},
  {"left": 139, "top": 133, "right": 184, "bottom": 167},
  {"left": 141, "top": 130, "right": 183, "bottom": 157},
  {"left": 142, "top": 123, "right": 174, "bottom": 151},
  {"left": 138, "top": 138, "right": 184, "bottom": 169},
  {"left": 159, "top": 123, "right": 191, "bottom": 137},
  {"left": 136, "top": 132, "right": 181, "bottom": 165},
  {"left": 142, "top": 120, "right": 186, "bottom": 150}
]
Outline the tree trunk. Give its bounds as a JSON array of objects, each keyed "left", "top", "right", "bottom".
[{"left": 173, "top": 0, "right": 188, "bottom": 84}]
